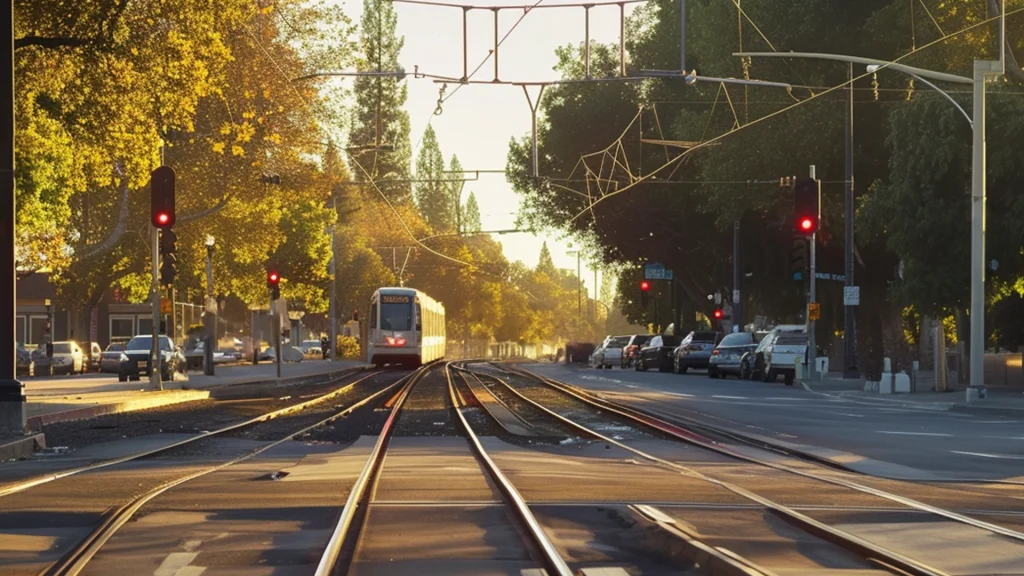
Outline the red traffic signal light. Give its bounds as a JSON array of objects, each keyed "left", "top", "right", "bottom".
[
  {"left": 794, "top": 178, "right": 819, "bottom": 236},
  {"left": 799, "top": 217, "right": 815, "bottom": 233},
  {"left": 640, "top": 280, "right": 650, "bottom": 292},
  {"left": 713, "top": 309, "right": 724, "bottom": 320},
  {"left": 150, "top": 166, "right": 175, "bottom": 229},
  {"left": 267, "top": 271, "right": 280, "bottom": 285}
]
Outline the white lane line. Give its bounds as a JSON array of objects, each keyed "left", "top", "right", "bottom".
[
  {"left": 951, "top": 450, "right": 1024, "bottom": 460},
  {"left": 711, "top": 395, "right": 748, "bottom": 400},
  {"left": 820, "top": 411, "right": 865, "bottom": 418},
  {"left": 624, "top": 384, "right": 640, "bottom": 389},
  {"left": 877, "top": 431, "right": 952, "bottom": 437},
  {"left": 663, "top": 392, "right": 693, "bottom": 398},
  {"left": 154, "top": 553, "right": 203, "bottom": 576}
]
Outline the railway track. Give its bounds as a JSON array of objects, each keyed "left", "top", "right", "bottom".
[
  {"left": 0, "top": 368, "right": 385, "bottom": 498},
  {"left": 314, "top": 361, "right": 573, "bottom": 575},
  {"left": 456, "top": 362, "right": 1024, "bottom": 576},
  {"left": 0, "top": 369, "right": 409, "bottom": 576}
]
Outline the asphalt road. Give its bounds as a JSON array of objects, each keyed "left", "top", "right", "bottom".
[{"left": 527, "top": 363, "right": 1024, "bottom": 482}]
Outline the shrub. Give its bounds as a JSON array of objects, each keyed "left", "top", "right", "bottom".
[{"left": 336, "top": 335, "right": 361, "bottom": 359}]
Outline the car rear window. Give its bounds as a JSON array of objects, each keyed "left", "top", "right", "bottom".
[
  {"left": 660, "top": 335, "right": 682, "bottom": 346},
  {"left": 692, "top": 332, "right": 718, "bottom": 343},
  {"left": 632, "top": 335, "right": 651, "bottom": 345},
  {"left": 106, "top": 344, "right": 125, "bottom": 352},
  {"left": 718, "top": 333, "right": 753, "bottom": 347},
  {"left": 776, "top": 333, "right": 808, "bottom": 345},
  {"left": 53, "top": 343, "right": 72, "bottom": 354}
]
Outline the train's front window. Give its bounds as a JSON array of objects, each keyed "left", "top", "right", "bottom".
[{"left": 380, "top": 295, "right": 413, "bottom": 331}]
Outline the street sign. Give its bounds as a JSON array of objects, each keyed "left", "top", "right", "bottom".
[
  {"left": 733, "top": 289, "right": 740, "bottom": 304},
  {"left": 844, "top": 286, "right": 860, "bottom": 306},
  {"left": 815, "top": 272, "right": 845, "bottom": 282},
  {"left": 808, "top": 302, "right": 821, "bottom": 321},
  {"left": 160, "top": 298, "right": 172, "bottom": 314},
  {"left": 644, "top": 262, "right": 673, "bottom": 280}
]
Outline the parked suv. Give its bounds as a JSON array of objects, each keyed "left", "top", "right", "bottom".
[
  {"left": 635, "top": 334, "right": 683, "bottom": 372},
  {"left": 708, "top": 331, "right": 765, "bottom": 379},
  {"left": 119, "top": 335, "right": 186, "bottom": 382},
  {"left": 739, "top": 324, "right": 805, "bottom": 382}
]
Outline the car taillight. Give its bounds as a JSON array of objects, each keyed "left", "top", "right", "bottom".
[
  {"left": 385, "top": 336, "right": 407, "bottom": 346},
  {"left": 712, "top": 349, "right": 720, "bottom": 356}
]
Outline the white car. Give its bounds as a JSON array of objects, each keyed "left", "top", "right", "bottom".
[{"left": 593, "top": 335, "right": 629, "bottom": 369}]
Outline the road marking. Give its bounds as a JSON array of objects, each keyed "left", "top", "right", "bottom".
[
  {"left": 663, "top": 392, "right": 693, "bottom": 398},
  {"left": 951, "top": 450, "right": 1024, "bottom": 460},
  {"left": 877, "top": 431, "right": 952, "bottom": 437},
  {"left": 711, "top": 395, "right": 748, "bottom": 400},
  {"left": 624, "top": 384, "right": 640, "bottom": 389},
  {"left": 821, "top": 411, "right": 865, "bottom": 418},
  {"left": 154, "top": 553, "right": 204, "bottom": 576}
]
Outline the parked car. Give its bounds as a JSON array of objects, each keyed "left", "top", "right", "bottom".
[
  {"left": 739, "top": 325, "right": 806, "bottom": 382},
  {"left": 50, "top": 341, "right": 87, "bottom": 375},
  {"left": 760, "top": 331, "right": 808, "bottom": 385},
  {"left": 671, "top": 331, "right": 720, "bottom": 374},
  {"left": 30, "top": 346, "right": 51, "bottom": 376},
  {"left": 83, "top": 342, "right": 104, "bottom": 372},
  {"left": 620, "top": 334, "right": 652, "bottom": 368},
  {"left": 593, "top": 335, "right": 629, "bottom": 369},
  {"left": 99, "top": 343, "right": 128, "bottom": 373},
  {"left": 565, "top": 342, "right": 596, "bottom": 364},
  {"left": 118, "top": 335, "right": 185, "bottom": 382},
  {"left": 298, "top": 340, "right": 323, "bottom": 358},
  {"left": 708, "top": 331, "right": 765, "bottom": 379},
  {"left": 635, "top": 334, "right": 683, "bottom": 372},
  {"left": 589, "top": 343, "right": 605, "bottom": 368}
]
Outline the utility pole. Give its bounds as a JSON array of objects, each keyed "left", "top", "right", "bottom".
[
  {"left": 203, "top": 236, "right": 215, "bottom": 376},
  {"left": 732, "top": 219, "right": 741, "bottom": 332},
  {"left": 150, "top": 227, "right": 162, "bottom": 390},
  {"left": 0, "top": 0, "right": 25, "bottom": 433},
  {"left": 843, "top": 62, "right": 859, "bottom": 378},
  {"left": 807, "top": 165, "right": 818, "bottom": 381},
  {"left": 576, "top": 251, "right": 582, "bottom": 321},
  {"left": 329, "top": 212, "right": 338, "bottom": 362}
]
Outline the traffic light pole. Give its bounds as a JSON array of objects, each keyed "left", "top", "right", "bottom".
[
  {"left": 150, "top": 226, "right": 163, "bottom": 391},
  {"left": 329, "top": 210, "right": 337, "bottom": 362},
  {"left": 807, "top": 165, "right": 818, "bottom": 381}
]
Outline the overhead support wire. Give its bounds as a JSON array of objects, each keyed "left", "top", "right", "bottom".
[{"left": 523, "top": 85, "right": 546, "bottom": 178}]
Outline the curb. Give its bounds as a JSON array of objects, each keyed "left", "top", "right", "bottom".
[
  {"left": 26, "top": 390, "right": 211, "bottom": 432},
  {"left": 182, "top": 364, "right": 368, "bottom": 392},
  {"left": 950, "top": 403, "right": 1024, "bottom": 418},
  {"left": 204, "top": 366, "right": 369, "bottom": 400},
  {"left": 0, "top": 433, "right": 46, "bottom": 460}
]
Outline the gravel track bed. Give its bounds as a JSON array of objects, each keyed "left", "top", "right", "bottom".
[
  {"left": 449, "top": 370, "right": 512, "bottom": 437},
  {"left": 491, "top": 370, "right": 658, "bottom": 442},
  {"left": 37, "top": 372, "right": 375, "bottom": 452},
  {"left": 393, "top": 365, "right": 461, "bottom": 437},
  {"left": 467, "top": 370, "right": 583, "bottom": 440}
]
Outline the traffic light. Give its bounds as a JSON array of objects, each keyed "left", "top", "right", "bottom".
[
  {"left": 159, "top": 229, "right": 177, "bottom": 286},
  {"left": 640, "top": 280, "right": 650, "bottom": 306},
  {"left": 791, "top": 235, "right": 808, "bottom": 281},
  {"left": 150, "top": 166, "right": 176, "bottom": 229},
  {"left": 267, "top": 269, "right": 281, "bottom": 300},
  {"left": 713, "top": 309, "right": 724, "bottom": 320},
  {"left": 794, "top": 178, "right": 819, "bottom": 236},
  {"left": 352, "top": 309, "right": 359, "bottom": 322}
]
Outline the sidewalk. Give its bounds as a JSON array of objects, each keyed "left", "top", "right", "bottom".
[{"left": 804, "top": 373, "right": 1024, "bottom": 417}]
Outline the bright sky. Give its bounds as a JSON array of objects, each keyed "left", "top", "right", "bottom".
[{"left": 336, "top": 0, "right": 640, "bottom": 299}]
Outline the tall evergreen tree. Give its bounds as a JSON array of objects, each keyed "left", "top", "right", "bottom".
[
  {"left": 537, "top": 242, "right": 557, "bottom": 277},
  {"left": 463, "top": 192, "right": 482, "bottom": 234},
  {"left": 414, "top": 125, "right": 450, "bottom": 230},
  {"left": 348, "top": 0, "right": 412, "bottom": 204},
  {"left": 447, "top": 154, "right": 465, "bottom": 232}
]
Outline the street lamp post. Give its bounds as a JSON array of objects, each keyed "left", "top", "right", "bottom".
[
  {"left": 204, "top": 235, "right": 215, "bottom": 376},
  {"left": 737, "top": 50, "right": 1001, "bottom": 400}
]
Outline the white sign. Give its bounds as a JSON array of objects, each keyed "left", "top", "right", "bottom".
[
  {"left": 844, "top": 286, "right": 860, "bottom": 306},
  {"left": 732, "top": 290, "right": 740, "bottom": 304}
]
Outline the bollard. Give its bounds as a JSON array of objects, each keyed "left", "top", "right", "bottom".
[{"left": 0, "top": 380, "right": 27, "bottom": 434}]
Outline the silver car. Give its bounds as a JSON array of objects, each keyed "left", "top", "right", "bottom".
[{"left": 708, "top": 332, "right": 765, "bottom": 379}]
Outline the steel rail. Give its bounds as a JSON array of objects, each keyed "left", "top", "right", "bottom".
[
  {"left": 49, "top": 372, "right": 412, "bottom": 576},
  {"left": 0, "top": 367, "right": 376, "bottom": 499},
  {"left": 444, "top": 362, "right": 574, "bottom": 576},
  {"left": 313, "top": 364, "right": 431, "bottom": 576},
  {"left": 467, "top": 366, "right": 950, "bottom": 576},
  {"left": 514, "top": 365, "right": 1024, "bottom": 544}
]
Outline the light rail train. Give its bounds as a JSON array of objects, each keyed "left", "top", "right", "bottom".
[{"left": 367, "top": 287, "right": 445, "bottom": 367}]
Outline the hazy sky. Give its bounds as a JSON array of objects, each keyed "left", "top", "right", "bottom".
[{"left": 336, "top": 0, "right": 641, "bottom": 298}]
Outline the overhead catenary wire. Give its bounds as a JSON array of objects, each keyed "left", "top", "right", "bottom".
[{"left": 560, "top": 6, "right": 1024, "bottom": 224}]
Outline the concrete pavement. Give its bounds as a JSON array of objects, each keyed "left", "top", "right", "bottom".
[{"left": 526, "top": 363, "right": 1024, "bottom": 483}]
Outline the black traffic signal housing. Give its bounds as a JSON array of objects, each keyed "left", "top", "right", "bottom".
[
  {"left": 794, "top": 178, "right": 819, "bottom": 236},
  {"left": 352, "top": 309, "right": 360, "bottom": 322},
  {"left": 640, "top": 280, "right": 650, "bottom": 307},
  {"left": 150, "top": 166, "right": 176, "bottom": 229},
  {"left": 791, "top": 235, "right": 808, "bottom": 281},
  {"left": 159, "top": 229, "right": 177, "bottom": 286},
  {"left": 267, "top": 269, "right": 281, "bottom": 300},
  {"left": 713, "top": 309, "right": 724, "bottom": 321}
]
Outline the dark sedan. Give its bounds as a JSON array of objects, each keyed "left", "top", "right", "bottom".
[
  {"left": 635, "top": 335, "right": 683, "bottom": 372},
  {"left": 672, "top": 331, "right": 720, "bottom": 374},
  {"left": 708, "top": 331, "right": 765, "bottom": 379},
  {"left": 119, "top": 335, "right": 185, "bottom": 382}
]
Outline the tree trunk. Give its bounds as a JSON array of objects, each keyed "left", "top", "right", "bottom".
[{"left": 879, "top": 302, "right": 912, "bottom": 373}]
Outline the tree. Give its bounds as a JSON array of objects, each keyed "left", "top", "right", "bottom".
[
  {"left": 414, "top": 125, "right": 451, "bottom": 230},
  {"left": 448, "top": 154, "right": 466, "bottom": 232},
  {"left": 536, "top": 242, "right": 556, "bottom": 277},
  {"left": 463, "top": 192, "right": 482, "bottom": 234},
  {"left": 347, "top": 0, "right": 412, "bottom": 204}
]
